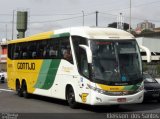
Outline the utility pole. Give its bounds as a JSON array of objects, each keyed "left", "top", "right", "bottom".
[
  {"left": 96, "top": 11, "right": 99, "bottom": 27},
  {"left": 82, "top": 11, "right": 84, "bottom": 26},
  {"left": 5, "top": 24, "right": 7, "bottom": 40},
  {"left": 12, "top": 10, "right": 15, "bottom": 40},
  {"left": 129, "top": 0, "right": 131, "bottom": 32}
]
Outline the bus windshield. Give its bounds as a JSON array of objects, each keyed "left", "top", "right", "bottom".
[{"left": 90, "top": 40, "right": 143, "bottom": 85}]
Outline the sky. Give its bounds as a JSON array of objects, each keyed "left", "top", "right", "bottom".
[{"left": 0, "top": 0, "right": 160, "bottom": 40}]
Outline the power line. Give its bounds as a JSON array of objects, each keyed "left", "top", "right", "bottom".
[
  {"left": 30, "top": 12, "right": 82, "bottom": 16},
  {"left": 29, "top": 12, "right": 94, "bottom": 23},
  {"left": 102, "top": 0, "right": 160, "bottom": 12},
  {"left": 126, "top": 16, "right": 160, "bottom": 23},
  {"left": 0, "top": 12, "right": 83, "bottom": 17},
  {"left": 0, "top": 14, "right": 12, "bottom": 16},
  {"left": 0, "top": 12, "right": 94, "bottom": 24},
  {"left": 0, "top": 21, "right": 12, "bottom": 24},
  {"left": 99, "top": 12, "right": 160, "bottom": 23},
  {"left": 0, "top": 11, "right": 159, "bottom": 25}
]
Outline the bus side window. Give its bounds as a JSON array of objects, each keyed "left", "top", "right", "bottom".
[
  {"left": 8, "top": 44, "right": 15, "bottom": 59},
  {"left": 22, "top": 52, "right": 27, "bottom": 59},
  {"left": 14, "top": 45, "right": 21, "bottom": 59},
  {"left": 32, "top": 51, "right": 37, "bottom": 58},
  {"left": 49, "top": 46, "right": 57, "bottom": 58},
  {"left": 14, "top": 52, "right": 19, "bottom": 59},
  {"left": 28, "top": 42, "right": 37, "bottom": 59},
  {"left": 43, "top": 46, "right": 50, "bottom": 58},
  {"left": 63, "top": 49, "right": 72, "bottom": 62},
  {"left": 60, "top": 38, "right": 73, "bottom": 63},
  {"left": 36, "top": 42, "right": 43, "bottom": 59},
  {"left": 72, "top": 36, "right": 88, "bottom": 76},
  {"left": 80, "top": 50, "right": 89, "bottom": 77}
]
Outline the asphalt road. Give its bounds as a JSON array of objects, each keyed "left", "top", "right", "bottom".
[{"left": 0, "top": 82, "right": 160, "bottom": 119}]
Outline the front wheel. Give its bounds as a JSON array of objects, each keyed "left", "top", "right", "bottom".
[{"left": 66, "top": 87, "right": 78, "bottom": 108}]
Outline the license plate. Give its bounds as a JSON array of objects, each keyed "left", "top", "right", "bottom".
[
  {"left": 117, "top": 98, "right": 126, "bottom": 102},
  {"left": 152, "top": 93, "right": 159, "bottom": 97}
]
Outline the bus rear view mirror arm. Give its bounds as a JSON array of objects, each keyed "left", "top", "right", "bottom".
[
  {"left": 79, "top": 45, "right": 92, "bottom": 63},
  {"left": 139, "top": 45, "right": 151, "bottom": 63}
]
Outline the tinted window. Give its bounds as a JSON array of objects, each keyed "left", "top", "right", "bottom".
[
  {"left": 72, "top": 36, "right": 88, "bottom": 77},
  {"left": 8, "top": 37, "right": 72, "bottom": 62}
]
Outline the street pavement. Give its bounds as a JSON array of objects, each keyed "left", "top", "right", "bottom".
[{"left": 0, "top": 82, "right": 160, "bottom": 119}]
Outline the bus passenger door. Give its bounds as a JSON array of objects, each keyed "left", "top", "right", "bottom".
[{"left": 77, "top": 47, "right": 91, "bottom": 104}]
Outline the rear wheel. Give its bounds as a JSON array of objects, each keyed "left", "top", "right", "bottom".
[
  {"left": 16, "top": 80, "right": 23, "bottom": 97},
  {"left": 22, "top": 81, "right": 30, "bottom": 98},
  {"left": 66, "top": 87, "right": 78, "bottom": 108}
]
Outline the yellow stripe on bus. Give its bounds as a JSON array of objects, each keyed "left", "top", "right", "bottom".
[{"left": 97, "top": 84, "right": 124, "bottom": 92}]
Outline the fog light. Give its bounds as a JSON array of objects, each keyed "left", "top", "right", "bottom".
[
  {"left": 96, "top": 97, "right": 102, "bottom": 102},
  {"left": 138, "top": 95, "right": 143, "bottom": 100}
]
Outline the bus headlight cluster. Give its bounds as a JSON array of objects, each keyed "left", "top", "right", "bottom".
[
  {"left": 87, "top": 84, "right": 140, "bottom": 96},
  {"left": 137, "top": 83, "right": 144, "bottom": 92},
  {"left": 87, "top": 85, "right": 128, "bottom": 95},
  {"left": 87, "top": 84, "right": 106, "bottom": 94}
]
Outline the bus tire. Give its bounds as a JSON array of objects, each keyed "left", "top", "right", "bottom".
[
  {"left": 66, "top": 86, "right": 78, "bottom": 109},
  {"left": 22, "top": 81, "right": 30, "bottom": 98},
  {"left": 1, "top": 77, "right": 5, "bottom": 83},
  {"left": 16, "top": 80, "right": 23, "bottom": 97}
]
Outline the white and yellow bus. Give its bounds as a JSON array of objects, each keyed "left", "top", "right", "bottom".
[{"left": 7, "top": 27, "right": 144, "bottom": 108}]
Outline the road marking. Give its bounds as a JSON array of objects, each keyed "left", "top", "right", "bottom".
[{"left": 0, "top": 89, "right": 14, "bottom": 92}]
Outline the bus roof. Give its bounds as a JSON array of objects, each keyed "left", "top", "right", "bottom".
[{"left": 8, "top": 26, "right": 135, "bottom": 44}]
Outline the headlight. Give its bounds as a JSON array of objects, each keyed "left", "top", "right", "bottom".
[
  {"left": 87, "top": 84, "right": 123, "bottom": 95},
  {"left": 137, "top": 83, "right": 144, "bottom": 92},
  {"left": 87, "top": 84, "right": 143, "bottom": 96},
  {"left": 87, "top": 84, "right": 106, "bottom": 94}
]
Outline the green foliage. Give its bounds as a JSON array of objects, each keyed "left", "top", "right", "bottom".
[
  {"left": 143, "top": 63, "right": 148, "bottom": 72},
  {"left": 141, "top": 29, "right": 155, "bottom": 34},
  {"left": 156, "top": 65, "right": 160, "bottom": 75},
  {"left": 108, "top": 22, "right": 131, "bottom": 31}
]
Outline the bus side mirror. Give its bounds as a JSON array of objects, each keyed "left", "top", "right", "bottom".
[
  {"left": 79, "top": 45, "right": 92, "bottom": 63},
  {"left": 139, "top": 45, "right": 151, "bottom": 63}
]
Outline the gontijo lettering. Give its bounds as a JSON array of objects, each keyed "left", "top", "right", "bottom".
[{"left": 17, "top": 62, "right": 35, "bottom": 70}]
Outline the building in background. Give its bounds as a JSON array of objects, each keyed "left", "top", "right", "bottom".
[
  {"left": 0, "top": 38, "right": 7, "bottom": 71},
  {"left": 154, "top": 27, "right": 160, "bottom": 32},
  {"left": 135, "top": 20, "right": 155, "bottom": 34}
]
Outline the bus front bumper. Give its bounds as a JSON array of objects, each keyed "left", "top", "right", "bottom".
[{"left": 90, "top": 90, "right": 144, "bottom": 105}]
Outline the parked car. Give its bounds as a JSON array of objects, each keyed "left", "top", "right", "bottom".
[
  {"left": 0, "top": 71, "right": 7, "bottom": 83},
  {"left": 143, "top": 73, "right": 160, "bottom": 102}
]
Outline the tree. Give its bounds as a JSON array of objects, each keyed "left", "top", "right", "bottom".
[
  {"left": 141, "top": 29, "right": 155, "bottom": 34},
  {"left": 108, "top": 22, "right": 130, "bottom": 31},
  {"left": 156, "top": 65, "right": 160, "bottom": 76}
]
